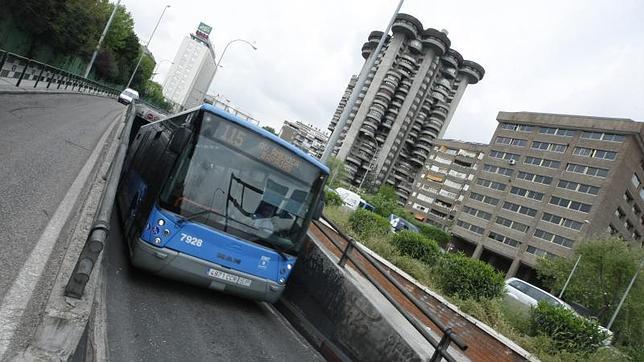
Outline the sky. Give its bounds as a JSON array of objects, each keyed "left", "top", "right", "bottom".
[{"left": 122, "top": 0, "right": 644, "bottom": 143}]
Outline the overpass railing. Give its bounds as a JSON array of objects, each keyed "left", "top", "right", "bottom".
[
  {"left": 314, "top": 216, "right": 468, "bottom": 362},
  {"left": 0, "top": 49, "right": 120, "bottom": 97}
]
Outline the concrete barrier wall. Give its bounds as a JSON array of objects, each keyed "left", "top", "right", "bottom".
[{"left": 279, "top": 236, "right": 434, "bottom": 362}]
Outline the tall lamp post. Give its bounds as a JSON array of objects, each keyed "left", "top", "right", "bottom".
[
  {"left": 212, "top": 39, "right": 257, "bottom": 83},
  {"left": 358, "top": 134, "right": 380, "bottom": 193},
  {"left": 126, "top": 4, "right": 171, "bottom": 89},
  {"left": 84, "top": 0, "right": 121, "bottom": 78}
]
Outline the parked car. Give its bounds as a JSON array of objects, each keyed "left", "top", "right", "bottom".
[
  {"left": 388, "top": 214, "right": 420, "bottom": 233},
  {"left": 118, "top": 88, "right": 139, "bottom": 105},
  {"left": 334, "top": 187, "right": 375, "bottom": 211},
  {"left": 504, "top": 277, "right": 613, "bottom": 345}
]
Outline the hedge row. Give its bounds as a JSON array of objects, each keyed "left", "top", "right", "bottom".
[
  {"left": 529, "top": 301, "right": 608, "bottom": 354},
  {"left": 348, "top": 208, "right": 391, "bottom": 240},
  {"left": 391, "top": 231, "right": 441, "bottom": 265},
  {"left": 435, "top": 253, "right": 505, "bottom": 301}
]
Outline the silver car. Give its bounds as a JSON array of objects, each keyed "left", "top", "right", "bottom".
[{"left": 503, "top": 277, "right": 613, "bottom": 345}]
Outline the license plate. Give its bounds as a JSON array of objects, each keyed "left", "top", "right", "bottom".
[{"left": 207, "top": 268, "right": 252, "bottom": 287}]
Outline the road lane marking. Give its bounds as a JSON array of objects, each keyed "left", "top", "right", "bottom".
[{"left": 0, "top": 111, "right": 121, "bottom": 359}]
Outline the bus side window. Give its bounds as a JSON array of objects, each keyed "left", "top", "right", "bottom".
[{"left": 132, "top": 131, "right": 152, "bottom": 171}]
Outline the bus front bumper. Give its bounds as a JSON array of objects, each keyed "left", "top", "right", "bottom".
[{"left": 131, "top": 237, "right": 285, "bottom": 303}]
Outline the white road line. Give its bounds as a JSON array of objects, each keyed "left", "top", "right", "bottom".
[{"left": 0, "top": 113, "right": 120, "bottom": 359}]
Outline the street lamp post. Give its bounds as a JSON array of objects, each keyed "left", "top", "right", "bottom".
[
  {"left": 126, "top": 4, "right": 171, "bottom": 89},
  {"left": 152, "top": 59, "right": 173, "bottom": 76},
  {"left": 84, "top": 0, "right": 121, "bottom": 78},
  {"left": 358, "top": 135, "right": 380, "bottom": 192},
  {"left": 212, "top": 39, "right": 257, "bottom": 83}
]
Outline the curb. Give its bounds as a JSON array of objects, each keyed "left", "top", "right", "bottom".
[
  {"left": 7, "top": 109, "right": 127, "bottom": 361},
  {"left": 0, "top": 87, "right": 115, "bottom": 98}
]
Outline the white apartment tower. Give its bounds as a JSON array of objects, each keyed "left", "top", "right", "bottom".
[{"left": 163, "top": 23, "right": 216, "bottom": 110}]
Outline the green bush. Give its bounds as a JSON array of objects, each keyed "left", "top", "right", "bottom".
[
  {"left": 529, "top": 301, "right": 608, "bottom": 354},
  {"left": 435, "top": 253, "right": 504, "bottom": 300},
  {"left": 391, "top": 231, "right": 441, "bottom": 265},
  {"left": 412, "top": 221, "right": 451, "bottom": 246},
  {"left": 324, "top": 189, "right": 343, "bottom": 207},
  {"left": 349, "top": 209, "right": 390, "bottom": 240}
]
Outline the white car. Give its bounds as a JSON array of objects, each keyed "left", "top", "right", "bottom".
[
  {"left": 334, "top": 187, "right": 374, "bottom": 211},
  {"left": 504, "top": 277, "right": 613, "bottom": 345},
  {"left": 118, "top": 88, "right": 139, "bottom": 105}
]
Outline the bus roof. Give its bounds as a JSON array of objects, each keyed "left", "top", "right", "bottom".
[{"left": 199, "top": 104, "right": 329, "bottom": 175}]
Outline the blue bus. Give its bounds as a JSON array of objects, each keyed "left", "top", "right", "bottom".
[{"left": 117, "top": 104, "right": 329, "bottom": 302}]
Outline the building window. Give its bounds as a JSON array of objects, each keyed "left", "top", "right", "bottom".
[
  {"left": 632, "top": 174, "right": 641, "bottom": 188},
  {"left": 469, "top": 192, "right": 500, "bottom": 206},
  {"left": 557, "top": 180, "right": 600, "bottom": 195},
  {"left": 526, "top": 246, "right": 557, "bottom": 258},
  {"left": 463, "top": 206, "right": 492, "bottom": 220},
  {"left": 499, "top": 123, "right": 534, "bottom": 132},
  {"left": 502, "top": 201, "right": 538, "bottom": 217},
  {"left": 534, "top": 229, "right": 574, "bottom": 248},
  {"left": 417, "top": 193, "right": 434, "bottom": 203},
  {"left": 476, "top": 178, "right": 507, "bottom": 191},
  {"left": 495, "top": 137, "right": 528, "bottom": 147},
  {"left": 541, "top": 213, "right": 584, "bottom": 231},
  {"left": 488, "top": 231, "right": 521, "bottom": 247},
  {"left": 625, "top": 220, "right": 634, "bottom": 231},
  {"left": 549, "top": 196, "right": 592, "bottom": 213},
  {"left": 573, "top": 147, "right": 617, "bottom": 161},
  {"left": 412, "top": 203, "right": 427, "bottom": 212},
  {"left": 483, "top": 164, "right": 514, "bottom": 177},
  {"left": 566, "top": 163, "right": 609, "bottom": 178},
  {"left": 538, "top": 127, "right": 575, "bottom": 137},
  {"left": 439, "top": 189, "right": 458, "bottom": 199},
  {"left": 524, "top": 156, "right": 561, "bottom": 169},
  {"left": 489, "top": 150, "right": 520, "bottom": 161},
  {"left": 448, "top": 169, "right": 467, "bottom": 179},
  {"left": 580, "top": 131, "right": 625, "bottom": 143},
  {"left": 495, "top": 216, "right": 529, "bottom": 233},
  {"left": 624, "top": 191, "right": 634, "bottom": 203},
  {"left": 607, "top": 224, "right": 618, "bottom": 235},
  {"left": 517, "top": 171, "right": 553, "bottom": 185},
  {"left": 435, "top": 156, "right": 452, "bottom": 165},
  {"left": 640, "top": 188, "right": 644, "bottom": 201},
  {"left": 510, "top": 186, "right": 545, "bottom": 201},
  {"left": 456, "top": 220, "right": 485, "bottom": 235},
  {"left": 531, "top": 141, "right": 567, "bottom": 153},
  {"left": 443, "top": 179, "right": 462, "bottom": 189}
]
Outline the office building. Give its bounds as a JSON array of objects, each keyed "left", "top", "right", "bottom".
[
  {"left": 163, "top": 23, "right": 216, "bottom": 110},
  {"left": 452, "top": 111, "right": 644, "bottom": 280},
  {"left": 406, "top": 139, "right": 487, "bottom": 228},
  {"left": 327, "top": 14, "right": 484, "bottom": 204},
  {"left": 280, "top": 121, "right": 329, "bottom": 159}
]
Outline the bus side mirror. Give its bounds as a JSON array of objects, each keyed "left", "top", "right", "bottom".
[
  {"left": 312, "top": 197, "right": 324, "bottom": 220},
  {"left": 169, "top": 127, "right": 192, "bottom": 154}
]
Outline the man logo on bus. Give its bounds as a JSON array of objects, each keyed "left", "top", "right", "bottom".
[{"left": 258, "top": 256, "right": 270, "bottom": 270}]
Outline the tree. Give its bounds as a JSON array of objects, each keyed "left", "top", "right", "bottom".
[
  {"left": 142, "top": 80, "right": 172, "bottom": 112},
  {"left": 536, "top": 238, "right": 643, "bottom": 349},
  {"left": 262, "top": 126, "right": 277, "bottom": 135},
  {"left": 325, "top": 157, "right": 347, "bottom": 189},
  {"left": 364, "top": 185, "right": 405, "bottom": 218}
]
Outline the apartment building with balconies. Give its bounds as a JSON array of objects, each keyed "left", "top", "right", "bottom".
[
  {"left": 405, "top": 139, "right": 487, "bottom": 228},
  {"left": 279, "top": 120, "right": 329, "bottom": 159},
  {"left": 452, "top": 111, "right": 644, "bottom": 280},
  {"left": 327, "top": 14, "right": 484, "bottom": 204}
]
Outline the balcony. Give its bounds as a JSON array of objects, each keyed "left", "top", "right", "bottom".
[{"left": 391, "top": 14, "right": 422, "bottom": 38}]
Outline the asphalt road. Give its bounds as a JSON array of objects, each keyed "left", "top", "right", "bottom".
[
  {"left": 104, "top": 212, "right": 323, "bottom": 361},
  {"left": 0, "top": 93, "right": 123, "bottom": 302}
]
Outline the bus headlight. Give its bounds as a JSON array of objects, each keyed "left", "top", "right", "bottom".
[
  {"left": 286, "top": 264, "right": 293, "bottom": 270},
  {"left": 157, "top": 219, "right": 165, "bottom": 226},
  {"left": 279, "top": 278, "right": 286, "bottom": 284},
  {"left": 153, "top": 237, "right": 162, "bottom": 245}
]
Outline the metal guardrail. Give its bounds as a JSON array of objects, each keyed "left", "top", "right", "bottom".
[
  {"left": 0, "top": 49, "right": 120, "bottom": 97},
  {"left": 64, "top": 101, "right": 136, "bottom": 298},
  {"left": 314, "top": 216, "right": 468, "bottom": 362}
]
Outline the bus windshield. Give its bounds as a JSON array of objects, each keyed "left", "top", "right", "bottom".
[{"left": 159, "top": 111, "right": 324, "bottom": 254}]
